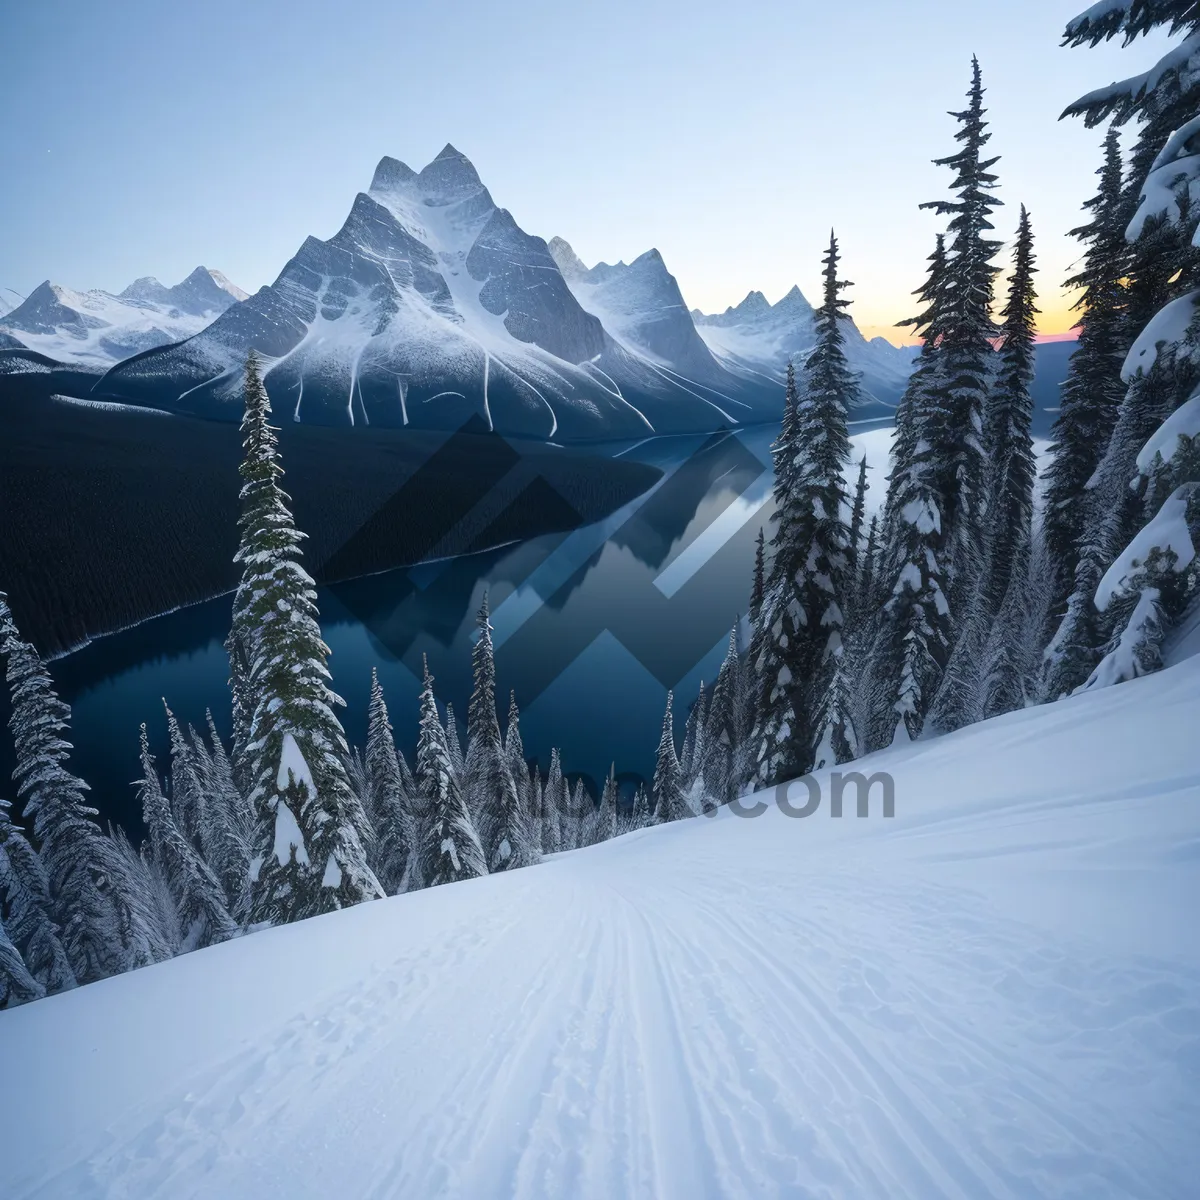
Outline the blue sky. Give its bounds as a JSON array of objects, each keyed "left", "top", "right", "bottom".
[{"left": 0, "top": 0, "right": 1165, "bottom": 341}]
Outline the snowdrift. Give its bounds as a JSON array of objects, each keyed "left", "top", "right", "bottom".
[{"left": 1, "top": 656, "right": 1198, "bottom": 1198}]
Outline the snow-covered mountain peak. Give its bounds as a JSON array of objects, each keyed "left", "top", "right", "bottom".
[
  {"left": 0, "top": 267, "right": 248, "bottom": 365},
  {"left": 547, "top": 236, "right": 589, "bottom": 281}
]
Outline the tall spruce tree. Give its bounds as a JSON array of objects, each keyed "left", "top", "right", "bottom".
[
  {"left": 652, "top": 692, "right": 689, "bottom": 823},
  {"left": 0, "top": 797, "right": 75, "bottom": 995},
  {"left": 917, "top": 57, "right": 1003, "bottom": 616},
  {"left": 978, "top": 206, "right": 1040, "bottom": 718},
  {"left": 868, "top": 235, "right": 955, "bottom": 747},
  {"left": 848, "top": 456, "right": 869, "bottom": 575},
  {"left": 365, "top": 670, "right": 415, "bottom": 895},
  {"left": 137, "top": 725, "right": 237, "bottom": 952},
  {"left": 503, "top": 691, "right": 533, "bottom": 825},
  {"left": 467, "top": 594, "right": 532, "bottom": 872},
  {"left": 415, "top": 658, "right": 486, "bottom": 886},
  {"left": 230, "top": 355, "right": 382, "bottom": 926},
  {"left": 195, "top": 711, "right": 253, "bottom": 917},
  {"left": 0, "top": 914, "right": 41, "bottom": 1008},
  {"left": 751, "top": 236, "right": 858, "bottom": 781},
  {"left": 1045, "top": 0, "right": 1200, "bottom": 692},
  {"left": 703, "top": 629, "right": 742, "bottom": 808},
  {"left": 0, "top": 596, "right": 133, "bottom": 982},
  {"left": 1042, "top": 127, "right": 1130, "bottom": 616}
]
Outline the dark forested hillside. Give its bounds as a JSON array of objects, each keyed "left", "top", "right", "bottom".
[{"left": 0, "top": 383, "right": 661, "bottom": 657}]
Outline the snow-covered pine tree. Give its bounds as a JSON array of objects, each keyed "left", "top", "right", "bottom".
[
  {"left": 230, "top": 356, "right": 382, "bottom": 926},
  {"left": 163, "top": 702, "right": 207, "bottom": 855},
  {"left": 848, "top": 456, "right": 869, "bottom": 576},
  {"left": 976, "top": 206, "right": 1040, "bottom": 719},
  {"left": 195, "top": 711, "right": 253, "bottom": 917},
  {"left": 466, "top": 595, "right": 532, "bottom": 873},
  {"left": 137, "top": 725, "right": 237, "bottom": 952},
  {"left": 930, "top": 204, "right": 1040, "bottom": 732},
  {"left": 1047, "top": 0, "right": 1200, "bottom": 690},
  {"left": 752, "top": 233, "right": 858, "bottom": 778},
  {"left": 750, "top": 527, "right": 766, "bottom": 623},
  {"left": 0, "top": 595, "right": 134, "bottom": 983},
  {"left": 585, "top": 765, "right": 620, "bottom": 846},
  {"left": 564, "top": 779, "right": 588, "bottom": 852},
  {"left": 653, "top": 692, "right": 690, "bottom": 823},
  {"left": 858, "top": 514, "right": 879, "bottom": 615},
  {"left": 415, "top": 657, "right": 486, "bottom": 887},
  {"left": 1042, "top": 127, "right": 1130, "bottom": 616},
  {"left": 631, "top": 783, "right": 653, "bottom": 830},
  {"left": 749, "top": 365, "right": 801, "bottom": 786},
  {"left": 106, "top": 823, "right": 180, "bottom": 963},
  {"left": 0, "top": 797, "right": 75, "bottom": 995},
  {"left": 541, "top": 749, "right": 566, "bottom": 855},
  {"left": 364, "top": 670, "right": 414, "bottom": 895},
  {"left": 679, "top": 679, "right": 707, "bottom": 786},
  {"left": 917, "top": 57, "right": 1003, "bottom": 618},
  {"left": 444, "top": 703, "right": 465, "bottom": 784},
  {"left": 702, "top": 629, "right": 742, "bottom": 808},
  {"left": 0, "top": 913, "right": 41, "bottom": 1008}
]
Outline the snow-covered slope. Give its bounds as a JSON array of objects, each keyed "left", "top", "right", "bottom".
[
  {"left": 96, "top": 147, "right": 772, "bottom": 440},
  {"left": 694, "top": 288, "right": 918, "bottom": 409},
  {"left": 0, "top": 269, "right": 247, "bottom": 366},
  {"left": 2, "top": 655, "right": 1198, "bottom": 1198},
  {"left": 548, "top": 237, "right": 728, "bottom": 383}
]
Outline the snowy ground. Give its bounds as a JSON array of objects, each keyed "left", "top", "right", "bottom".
[{"left": 1, "top": 657, "right": 1198, "bottom": 1198}]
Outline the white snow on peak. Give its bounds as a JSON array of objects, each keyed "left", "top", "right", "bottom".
[
  {"left": 2, "top": 653, "right": 1199, "bottom": 1194},
  {"left": 0, "top": 266, "right": 248, "bottom": 366}
]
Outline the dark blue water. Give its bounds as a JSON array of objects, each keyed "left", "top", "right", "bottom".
[{"left": 8, "top": 425, "right": 845, "bottom": 836}]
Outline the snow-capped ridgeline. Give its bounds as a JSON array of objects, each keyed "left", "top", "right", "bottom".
[
  {"left": 0, "top": 268, "right": 247, "bottom": 366},
  {"left": 692, "top": 285, "right": 919, "bottom": 401},
  {"left": 96, "top": 146, "right": 776, "bottom": 440}
]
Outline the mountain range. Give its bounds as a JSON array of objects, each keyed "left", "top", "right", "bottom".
[
  {"left": 0, "top": 269, "right": 247, "bottom": 365},
  {"left": 0, "top": 146, "right": 915, "bottom": 440}
]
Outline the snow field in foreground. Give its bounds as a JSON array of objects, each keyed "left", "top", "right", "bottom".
[{"left": 0, "top": 655, "right": 1198, "bottom": 1198}]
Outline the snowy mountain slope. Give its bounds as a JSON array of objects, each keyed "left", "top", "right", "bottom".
[
  {"left": 96, "top": 147, "right": 773, "bottom": 441},
  {"left": 548, "top": 236, "right": 728, "bottom": 382},
  {"left": 0, "top": 286, "right": 26, "bottom": 318},
  {"left": 693, "top": 287, "right": 919, "bottom": 408},
  {"left": 0, "top": 269, "right": 246, "bottom": 366},
  {"left": 2, "top": 655, "right": 1198, "bottom": 1198}
]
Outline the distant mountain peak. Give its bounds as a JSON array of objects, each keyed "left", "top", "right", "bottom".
[
  {"left": 370, "top": 155, "right": 417, "bottom": 193},
  {"left": 547, "top": 236, "right": 588, "bottom": 281}
]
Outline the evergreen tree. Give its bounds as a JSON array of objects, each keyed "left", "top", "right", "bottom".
[
  {"left": 444, "top": 703, "right": 465, "bottom": 784},
  {"left": 979, "top": 206, "right": 1040, "bottom": 718},
  {"left": 751, "top": 233, "right": 858, "bottom": 779},
  {"left": 858, "top": 514, "right": 879, "bottom": 615},
  {"left": 196, "top": 711, "right": 253, "bottom": 917},
  {"left": 0, "top": 797, "right": 75, "bottom": 995},
  {"left": 917, "top": 57, "right": 1003, "bottom": 614},
  {"left": 869, "top": 237, "right": 955, "bottom": 747},
  {"left": 107, "top": 824, "right": 180, "bottom": 963},
  {"left": 585, "top": 765, "right": 620, "bottom": 846},
  {"left": 0, "top": 914, "right": 41, "bottom": 1008},
  {"left": 848, "top": 456, "right": 869, "bottom": 575},
  {"left": 750, "top": 527, "right": 766, "bottom": 623},
  {"left": 415, "top": 658, "right": 486, "bottom": 886},
  {"left": 541, "top": 750, "right": 566, "bottom": 855},
  {"left": 1046, "top": 0, "right": 1200, "bottom": 692},
  {"left": 365, "top": 670, "right": 415, "bottom": 895},
  {"left": 631, "top": 783, "right": 653, "bottom": 830},
  {"left": 137, "top": 725, "right": 237, "bottom": 953},
  {"left": 703, "top": 629, "right": 742, "bottom": 808},
  {"left": 679, "top": 680, "right": 707, "bottom": 785},
  {"left": 1042, "top": 126, "right": 1130, "bottom": 614},
  {"left": 163, "top": 703, "right": 207, "bottom": 855},
  {"left": 931, "top": 205, "right": 1039, "bottom": 732},
  {"left": 230, "top": 356, "right": 383, "bottom": 926},
  {"left": 466, "top": 595, "right": 533, "bottom": 872},
  {"left": 653, "top": 692, "right": 690, "bottom": 823},
  {"left": 0, "top": 595, "right": 128, "bottom": 982}
]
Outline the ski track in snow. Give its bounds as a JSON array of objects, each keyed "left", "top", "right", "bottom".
[{"left": 2, "top": 659, "right": 1199, "bottom": 1199}]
